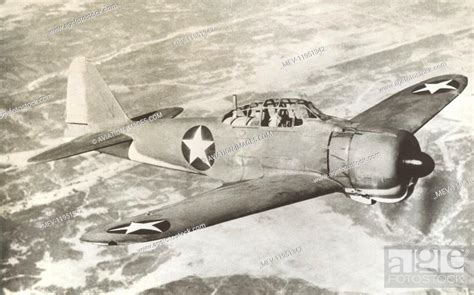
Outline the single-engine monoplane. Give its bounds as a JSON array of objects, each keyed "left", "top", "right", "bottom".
[{"left": 29, "top": 57, "right": 468, "bottom": 245}]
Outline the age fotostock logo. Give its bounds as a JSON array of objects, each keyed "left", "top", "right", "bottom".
[{"left": 384, "top": 246, "right": 473, "bottom": 288}]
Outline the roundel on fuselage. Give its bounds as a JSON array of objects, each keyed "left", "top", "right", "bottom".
[{"left": 181, "top": 125, "right": 215, "bottom": 171}]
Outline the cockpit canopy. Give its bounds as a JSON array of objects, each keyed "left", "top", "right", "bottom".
[{"left": 222, "top": 98, "right": 328, "bottom": 128}]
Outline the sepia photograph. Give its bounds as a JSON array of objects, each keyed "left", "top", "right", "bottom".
[{"left": 1, "top": 0, "right": 473, "bottom": 294}]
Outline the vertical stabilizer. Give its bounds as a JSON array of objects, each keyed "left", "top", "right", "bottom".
[{"left": 65, "top": 56, "right": 130, "bottom": 137}]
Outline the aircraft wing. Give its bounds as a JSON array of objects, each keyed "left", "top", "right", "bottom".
[
  {"left": 80, "top": 173, "right": 343, "bottom": 245},
  {"left": 351, "top": 74, "right": 468, "bottom": 133}
]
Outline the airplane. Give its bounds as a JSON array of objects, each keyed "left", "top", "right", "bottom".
[{"left": 29, "top": 56, "right": 468, "bottom": 245}]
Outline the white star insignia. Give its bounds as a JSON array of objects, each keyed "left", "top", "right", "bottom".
[
  {"left": 412, "top": 79, "right": 456, "bottom": 94},
  {"left": 182, "top": 126, "right": 213, "bottom": 167},
  {"left": 108, "top": 220, "right": 166, "bottom": 235}
]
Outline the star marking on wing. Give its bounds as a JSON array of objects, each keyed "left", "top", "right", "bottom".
[
  {"left": 412, "top": 79, "right": 457, "bottom": 94},
  {"left": 108, "top": 220, "right": 167, "bottom": 235},
  {"left": 182, "top": 126, "right": 214, "bottom": 167}
]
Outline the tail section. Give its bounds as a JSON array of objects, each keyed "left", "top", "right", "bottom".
[
  {"left": 65, "top": 56, "right": 130, "bottom": 137},
  {"left": 28, "top": 56, "right": 185, "bottom": 164}
]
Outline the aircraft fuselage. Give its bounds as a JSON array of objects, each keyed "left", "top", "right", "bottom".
[{"left": 126, "top": 116, "right": 347, "bottom": 183}]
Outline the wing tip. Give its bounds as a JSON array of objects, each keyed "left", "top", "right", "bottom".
[
  {"left": 163, "top": 107, "right": 184, "bottom": 118},
  {"left": 427, "top": 73, "right": 468, "bottom": 89},
  {"left": 80, "top": 231, "right": 119, "bottom": 246},
  {"left": 27, "top": 152, "right": 55, "bottom": 163}
]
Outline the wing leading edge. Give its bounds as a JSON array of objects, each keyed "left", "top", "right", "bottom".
[
  {"left": 351, "top": 74, "right": 468, "bottom": 133},
  {"left": 81, "top": 173, "right": 343, "bottom": 245}
]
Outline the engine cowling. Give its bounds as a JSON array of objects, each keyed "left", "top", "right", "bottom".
[{"left": 327, "top": 129, "right": 434, "bottom": 204}]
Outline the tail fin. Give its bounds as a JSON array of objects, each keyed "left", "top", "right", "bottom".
[{"left": 65, "top": 56, "right": 130, "bottom": 137}]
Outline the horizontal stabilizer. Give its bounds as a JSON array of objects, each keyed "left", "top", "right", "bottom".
[
  {"left": 30, "top": 106, "right": 183, "bottom": 163},
  {"left": 130, "top": 107, "right": 183, "bottom": 121},
  {"left": 28, "top": 132, "right": 132, "bottom": 163}
]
